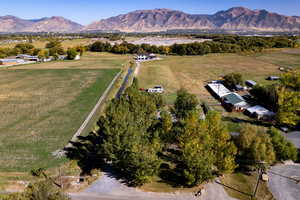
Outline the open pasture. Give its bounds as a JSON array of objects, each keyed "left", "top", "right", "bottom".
[{"left": 138, "top": 49, "right": 300, "bottom": 103}]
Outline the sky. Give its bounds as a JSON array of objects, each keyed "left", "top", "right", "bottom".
[{"left": 0, "top": 0, "right": 299, "bottom": 25}]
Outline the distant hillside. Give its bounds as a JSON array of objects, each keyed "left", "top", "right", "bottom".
[
  {"left": 1, "top": 7, "right": 300, "bottom": 33},
  {"left": 0, "top": 16, "right": 83, "bottom": 33},
  {"left": 84, "top": 7, "right": 300, "bottom": 32}
]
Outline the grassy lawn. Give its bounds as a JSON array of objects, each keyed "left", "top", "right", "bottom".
[
  {"left": 221, "top": 172, "right": 275, "bottom": 200},
  {"left": 0, "top": 68, "right": 119, "bottom": 172},
  {"left": 0, "top": 53, "right": 132, "bottom": 174}
]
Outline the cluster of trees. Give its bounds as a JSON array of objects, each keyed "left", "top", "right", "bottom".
[
  {"left": 1, "top": 168, "right": 69, "bottom": 200},
  {"left": 0, "top": 43, "right": 37, "bottom": 58},
  {"left": 66, "top": 82, "right": 298, "bottom": 187},
  {"left": 212, "top": 35, "right": 297, "bottom": 51},
  {"left": 250, "top": 72, "right": 300, "bottom": 127},
  {"left": 89, "top": 35, "right": 297, "bottom": 56},
  {"left": 0, "top": 40, "right": 84, "bottom": 60},
  {"left": 223, "top": 73, "right": 244, "bottom": 89}
]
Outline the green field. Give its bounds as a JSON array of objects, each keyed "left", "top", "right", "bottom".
[{"left": 0, "top": 53, "right": 131, "bottom": 173}]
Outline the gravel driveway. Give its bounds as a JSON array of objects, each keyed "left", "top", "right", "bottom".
[
  {"left": 70, "top": 171, "right": 237, "bottom": 200},
  {"left": 268, "top": 164, "right": 300, "bottom": 200}
]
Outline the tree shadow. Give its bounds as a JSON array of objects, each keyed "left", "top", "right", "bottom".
[
  {"left": 222, "top": 116, "right": 273, "bottom": 128},
  {"left": 215, "top": 180, "right": 252, "bottom": 198}
]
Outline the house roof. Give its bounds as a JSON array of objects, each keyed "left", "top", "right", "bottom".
[
  {"left": 246, "top": 105, "right": 275, "bottom": 116},
  {"left": 223, "top": 93, "right": 245, "bottom": 105}
]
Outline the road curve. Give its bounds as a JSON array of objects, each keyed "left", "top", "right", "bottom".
[{"left": 69, "top": 171, "right": 237, "bottom": 200}]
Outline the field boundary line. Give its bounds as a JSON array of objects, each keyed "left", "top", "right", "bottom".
[
  {"left": 69, "top": 70, "right": 122, "bottom": 144},
  {"left": 53, "top": 70, "right": 122, "bottom": 156}
]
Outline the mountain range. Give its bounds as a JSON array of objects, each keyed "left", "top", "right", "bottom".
[{"left": 1, "top": 7, "right": 300, "bottom": 33}]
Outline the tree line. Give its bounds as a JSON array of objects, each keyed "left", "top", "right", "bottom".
[
  {"left": 0, "top": 40, "right": 85, "bottom": 60},
  {"left": 89, "top": 35, "right": 297, "bottom": 56}
]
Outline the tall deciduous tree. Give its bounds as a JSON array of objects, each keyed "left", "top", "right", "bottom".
[{"left": 174, "top": 88, "right": 199, "bottom": 119}]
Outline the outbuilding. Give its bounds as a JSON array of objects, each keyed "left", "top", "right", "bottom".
[
  {"left": 245, "top": 80, "right": 257, "bottom": 88},
  {"left": 222, "top": 93, "right": 249, "bottom": 111},
  {"left": 0, "top": 59, "right": 24, "bottom": 65},
  {"left": 267, "top": 76, "right": 280, "bottom": 81},
  {"left": 245, "top": 105, "right": 275, "bottom": 120},
  {"left": 206, "top": 83, "right": 231, "bottom": 99},
  {"left": 16, "top": 54, "right": 39, "bottom": 62}
]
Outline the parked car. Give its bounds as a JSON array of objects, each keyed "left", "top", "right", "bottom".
[
  {"left": 280, "top": 127, "right": 289, "bottom": 133},
  {"left": 147, "top": 85, "right": 164, "bottom": 93}
]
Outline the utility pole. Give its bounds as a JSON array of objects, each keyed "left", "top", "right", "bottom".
[{"left": 252, "top": 161, "right": 266, "bottom": 199}]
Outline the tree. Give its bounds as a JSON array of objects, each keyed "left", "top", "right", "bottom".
[
  {"left": 37, "top": 49, "right": 49, "bottom": 60},
  {"left": 280, "top": 72, "right": 300, "bottom": 91},
  {"left": 178, "top": 112, "right": 214, "bottom": 186},
  {"left": 95, "top": 86, "right": 161, "bottom": 186},
  {"left": 23, "top": 180, "right": 69, "bottom": 200},
  {"left": 46, "top": 40, "right": 62, "bottom": 49},
  {"left": 14, "top": 43, "right": 35, "bottom": 55},
  {"left": 235, "top": 124, "right": 276, "bottom": 165},
  {"left": 204, "top": 111, "right": 237, "bottom": 173},
  {"left": 267, "top": 127, "right": 298, "bottom": 161},
  {"left": 75, "top": 45, "right": 85, "bottom": 56},
  {"left": 223, "top": 73, "right": 243, "bottom": 89},
  {"left": 174, "top": 88, "right": 199, "bottom": 119},
  {"left": 250, "top": 84, "right": 278, "bottom": 111},
  {"left": 276, "top": 87, "right": 300, "bottom": 127},
  {"left": 66, "top": 48, "right": 78, "bottom": 60}
]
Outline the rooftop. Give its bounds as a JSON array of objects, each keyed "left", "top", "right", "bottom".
[
  {"left": 207, "top": 83, "right": 231, "bottom": 98},
  {"left": 223, "top": 93, "right": 245, "bottom": 105}
]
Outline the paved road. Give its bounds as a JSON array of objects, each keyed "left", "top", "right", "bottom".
[
  {"left": 69, "top": 170, "right": 237, "bottom": 200},
  {"left": 283, "top": 131, "right": 300, "bottom": 148},
  {"left": 268, "top": 164, "right": 300, "bottom": 200}
]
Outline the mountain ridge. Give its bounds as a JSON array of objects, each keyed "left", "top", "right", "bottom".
[
  {"left": 0, "top": 7, "right": 300, "bottom": 33},
  {"left": 85, "top": 7, "right": 300, "bottom": 32}
]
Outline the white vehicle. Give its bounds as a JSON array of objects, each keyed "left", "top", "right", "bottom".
[{"left": 147, "top": 85, "right": 164, "bottom": 93}]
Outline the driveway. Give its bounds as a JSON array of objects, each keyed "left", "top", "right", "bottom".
[
  {"left": 268, "top": 164, "right": 300, "bottom": 200},
  {"left": 69, "top": 171, "right": 237, "bottom": 200}
]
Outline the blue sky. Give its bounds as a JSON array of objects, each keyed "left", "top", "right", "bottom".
[{"left": 0, "top": 0, "right": 299, "bottom": 25}]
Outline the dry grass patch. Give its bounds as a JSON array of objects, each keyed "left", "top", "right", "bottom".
[
  {"left": 221, "top": 172, "right": 274, "bottom": 200},
  {"left": 139, "top": 53, "right": 280, "bottom": 100}
]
